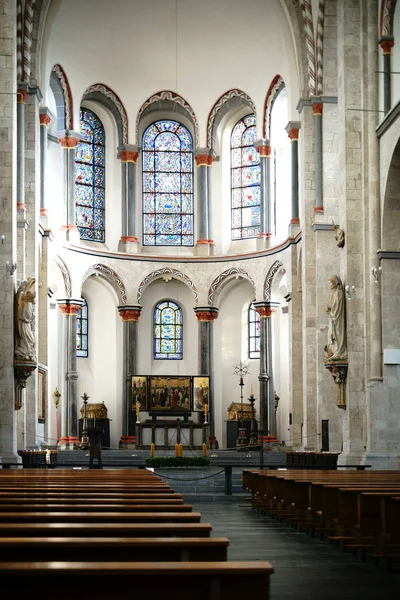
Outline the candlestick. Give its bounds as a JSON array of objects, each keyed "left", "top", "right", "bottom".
[
  {"left": 150, "top": 443, "right": 155, "bottom": 457},
  {"left": 202, "top": 443, "right": 207, "bottom": 457},
  {"left": 84, "top": 381, "right": 87, "bottom": 394},
  {"left": 204, "top": 403, "right": 209, "bottom": 415},
  {"left": 250, "top": 383, "right": 254, "bottom": 397},
  {"left": 136, "top": 402, "right": 140, "bottom": 415}
]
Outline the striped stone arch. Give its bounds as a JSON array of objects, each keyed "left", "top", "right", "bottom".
[
  {"left": 208, "top": 267, "right": 255, "bottom": 306},
  {"left": 381, "top": 0, "right": 397, "bottom": 37},
  {"left": 263, "top": 75, "right": 285, "bottom": 140},
  {"left": 207, "top": 89, "right": 257, "bottom": 150},
  {"left": 299, "top": 0, "right": 316, "bottom": 96},
  {"left": 82, "top": 83, "right": 129, "bottom": 147},
  {"left": 54, "top": 255, "right": 72, "bottom": 298},
  {"left": 263, "top": 260, "right": 284, "bottom": 301},
  {"left": 137, "top": 268, "right": 198, "bottom": 306},
  {"left": 17, "top": 0, "right": 35, "bottom": 83},
  {"left": 50, "top": 63, "right": 74, "bottom": 130},
  {"left": 82, "top": 264, "right": 127, "bottom": 305},
  {"left": 135, "top": 90, "right": 200, "bottom": 147}
]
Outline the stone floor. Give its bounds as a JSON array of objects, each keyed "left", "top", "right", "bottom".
[{"left": 190, "top": 498, "right": 400, "bottom": 599}]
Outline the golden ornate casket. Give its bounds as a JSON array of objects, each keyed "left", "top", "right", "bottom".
[
  {"left": 227, "top": 402, "right": 255, "bottom": 421},
  {"left": 80, "top": 402, "right": 108, "bottom": 419}
]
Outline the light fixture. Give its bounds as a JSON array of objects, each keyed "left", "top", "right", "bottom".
[
  {"left": 2, "top": 235, "right": 17, "bottom": 276},
  {"left": 371, "top": 266, "right": 382, "bottom": 283},
  {"left": 345, "top": 285, "right": 355, "bottom": 300}
]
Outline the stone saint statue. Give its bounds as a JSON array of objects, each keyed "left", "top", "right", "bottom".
[
  {"left": 333, "top": 225, "right": 345, "bottom": 248},
  {"left": 324, "top": 275, "right": 347, "bottom": 362},
  {"left": 15, "top": 277, "right": 36, "bottom": 362}
]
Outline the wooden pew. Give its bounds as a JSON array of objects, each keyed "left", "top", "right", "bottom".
[
  {"left": 0, "top": 561, "right": 274, "bottom": 600},
  {"left": 0, "top": 502, "right": 193, "bottom": 512},
  {"left": 0, "top": 511, "right": 203, "bottom": 523},
  {"left": 0, "top": 536, "right": 230, "bottom": 562},
  {"left": 0, "top": 496, "right": 185, "bottom": 505}
]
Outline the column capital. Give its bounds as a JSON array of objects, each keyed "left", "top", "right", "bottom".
[
  {"left": 194, "top": 148, "right": 215, "bottom": 167},
  {"left": 118, "top": 305, "right": 142, "bottom": 321},
  {"left": 17, "top": 89, "right": 28, "bottom": 104},
  {"left": 312, "top": 103, "right": 323, "bottom": 116},
  {"left": 253, "top": 301, "right": 279, "bottom": 318},
  {"left": 57, "top": 299, "right": 83, "bottom": 315},
  {"left": 379, "top": 38, "right": 394, "bottom": 54},
  {"left": 39, "top": 107, "right": 53, "bottom": 127},
  {"left": 194, "top": 307, "right": 218, "bottom": 322},
  {"left": 254, "top": 139, "right": 271, "bottom": 157},
  {"left": 57, "top": 130, "right": 81, "bottom": 149},
  {"left": 285, "top": 121, "right": 301, "bottom": 141},
  {"left": 118, "top": 144, "right": 141, "bottom": 163}
]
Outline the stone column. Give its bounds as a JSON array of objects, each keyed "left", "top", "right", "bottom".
[
  {"left": 194, "top": 149, "right": 215, "bottom": 256},
  {"left": 254, "top": 139, "right": 272, "bottom": 249},
  {"left": 57, "top": 131, "right": 81, "bottom": 243},
  {"left": 253, "top": 302, "right": 278, "bottom": 442},
  {"left": 194, "top": 307, "right": 218, "bottom": 441},
  {"left": 286, "top": 121, "right": 301, "bottom": 228},
  {"left": 39, "top": 107, "right": 52, "bottom": 226},
  {"left": 312, "top": 101, "right": 323, "bottom": 214},
  {"left": 379, "top": 39, "right": 394, "bottom": 115},
  {"left": 118, "top": 306, "right": 142, "bottom": 448},
  {"left": 57, "top": 300, "right": 82, "bottom": 447},
  {"left": 118, "top": 145, "right": 140, "bottom": 254}
]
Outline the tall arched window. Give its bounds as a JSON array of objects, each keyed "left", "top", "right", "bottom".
[
  {"left": 231, "top": 114, "right": 260, "bottom": 239},
  {"left": 248, "top": 303, "right": 260, "bottom": 359},
  {"left": 142, "top": 120, "right": 193, "bottom": 246},
  {"left": 75, "top": 108, "right": 105, "bottom": 242},
  {"left": 270, "top": 88, "right": 291, "bottom": 243},
  {"left": 154, "top": 300, "right": 183, "bottom": 360},
  {"left": 76, "top": 298, "right": 88, "bottom": 358}
]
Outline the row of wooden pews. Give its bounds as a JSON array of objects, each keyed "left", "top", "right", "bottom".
[
  {"left": 243, "top": 468, "right": 400, "bottom": 570},
  {"left": 0, "top": 468, "right": 274, "bottom": 599}
]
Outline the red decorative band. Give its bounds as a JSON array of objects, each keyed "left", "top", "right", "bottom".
[
  {"left": 195, "top": 311, "right": 218, "bottom": 322},
  {"left": 196, "top": 239, "right": 215, "bottom": 246},
  {"left": 57, "top": 436, "right": 70, "bottom": 444},
  {"left": 195, "top": 154, "right": 214, "bottom": 167},
  {"left": 290, "top": 217, "right": 300, "bottom": 224},
  {"left": 287, "top": 128, "right": 299, "bottom": 141},
  {"left": 58, "top": 137, "right": 80, "bottom": 149},
  {"left": 256, "top": 146, "right": 271, "bottom": 158},
  {"left": 17, "top": 90, "right": 28, "bottom": 104},
  {"left": 314, "top": 206, "right": 324, "bottom": 214},
  {"left": 312, "top": 103, "right": 323, "bottom": 116},
  {"left": 258, "top": 435, "right": 278, "bottom": 443},
  {"left": 58, "top": 303, "right": 81, "bottom": 315},
  {"left": 380, "top": 40, "right": 394, "bottom": 54},
  {"left": 254, "top": 306, "right": 276, "bottom": 318},
  {"left": 60, "top": 224, "right": 79, "bottom": 232},
  {"left": 120, "top": 151, "right": 139, "bottom": 163},
  {"left": 40, "top": 208, "right": 48, "bottom": 217},
  {"left": 120, "top": 236, "right": 139, "bottom": 243},
  {"left": 17, "top": 203, "right": 26, "bottom": 211},
  {"left": 120, "top": 435, "right": 136, "bottom": 443},
  {"left": 39, "top": 114, "right": 51, "bottom": 126},
  {"left": 258, "top": 232, "right": 272, "bottom": 239},
  {"left": 67, "top": 436, "right": 80, "bottom": 444},
  {"left": 119, "top": 309, "right": 141, "bottom": 322}
]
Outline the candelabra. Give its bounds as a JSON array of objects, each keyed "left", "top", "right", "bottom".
[
  {"left": 135, "top": 401, "right": 141, "bottom": 424},
  {"left": 80, "top": 392, "right": 89, "bottom": 446}
]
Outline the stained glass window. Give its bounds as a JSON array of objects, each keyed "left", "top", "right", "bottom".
[
  {"left": 142, "top": 120, "right": 193, "bottom": 246},
  {"left": 154, "top": 300, "right": 183, "bottom": 360},
  {"left": 76, "top": 298, "right": 88, "bottom": 358},
  {"left": 75, "top": 109, "right": 105, "bottom": 242},
  {"left": 248, "top": 303, "right": 260, "bottom": 359},
  {"left": 231, "top": 114, "right": 261, "bottom": 239}
]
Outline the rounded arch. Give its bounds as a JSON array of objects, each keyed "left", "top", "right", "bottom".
[
  {"left": 50, "top": 63, "right": 73, "bottom": 130},
  {"left": 208, "top": 267, "right": 255, "bottom": 306},
  {"left": 81, "top": 83, "right": 129, "bottom": 147},
  {"left": 53, "top": 255, "right": 72, "bottom": 298},
  {"left": 380, "top": 0, "right": 397, "bottom": 37},
  {"left": 263, "top": 260, "right": 284, "bottom": 301},
  {"left": 137, "top": 267, "right": 198, "bottom": 306},
  {"left": 135, "top": 90, "right": 199, "bottom": 147},
  {"left": 81, "top": 264, "right": 127, "bottom": 305},
  {"left": 207, "top": 89, "right": 257, "bottom": 151},
  {"left": 382, "top": 138, "right": 400, "bottom": 250},
  {"left": 263, "top": 75, "right": 285, "bottom": 139}
]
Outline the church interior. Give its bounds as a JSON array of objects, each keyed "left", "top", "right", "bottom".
[{"left": 1, "top": 0, "right": 400, "bottom": 472}]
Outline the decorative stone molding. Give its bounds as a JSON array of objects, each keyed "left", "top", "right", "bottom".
[
  {"left": 194, "top": 307, "right": 218, "bottom": 322},
  {"left": 118, "top": 306, "right": 142, "bottom": 322},
  {"left": 14, "top": 362, "right": 37, "bottom": 410}
]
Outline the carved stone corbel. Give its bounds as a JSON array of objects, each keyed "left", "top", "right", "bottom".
[
  {"left": 14, "top": 361, "right": 37, "bottom": 410},
  {"left": 324, "top": 361, "right": 348, "bottom": 409}
]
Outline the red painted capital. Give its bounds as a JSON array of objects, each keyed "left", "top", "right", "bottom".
[
  {"left": 40, "top": 113, "right": 51, "bottom": 126},
  {"left": 17, "top": 90, "right": 28, "bottom": 104},
  {"left": 120, "top": 150, "right": 139, "bottom": 163},
  {"left": 119, "top": 309, "right": 141, "bottom": 322},
  {"left": 256, "top": 145, "right": 271, "bottom": 158},
  {"left": 59, "top": 303, "right": 81, "bottom": 315},
  {"left": 287, "top": 128, "right": 299, "bottom": 142},
  {"left": 195, "top": 154, "right": 214, "bottom": 167},
  {"left": 312, "top": 103, "right": 323, "bottom": 116},
  {"left": 380, "top": 40, "right": 394, "bottom": 54},
  {"left": 58, "top": 137, "right": 80, "bottom": 149},
  {"left": 254, "top": 306, "right": 276, "bottom": 318},
  {"left": 195, "top": 311, "right": 218, "bottom": 322}
]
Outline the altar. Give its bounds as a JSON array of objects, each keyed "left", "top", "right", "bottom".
[{"left": 136, "top": 419, "right": 207, "bottom": 450}]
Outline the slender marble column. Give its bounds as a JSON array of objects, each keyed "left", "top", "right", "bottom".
[
  {"left": 118, "top": 306, "right": 142, "bottom": 448},
  {"left": 380, "top": 39, "right": 394, "bottom": 115},
  {"left": 57, "top": 300, "right": 82, "bottom": 447},
  {"left": 312, "top": 102, "right": 323, "bottom": 214},
  {"left": 194, "top": 307, "right": 218, "bottom": 440},
  {"left": 254, "top": 139, "right": 272, "bottom": 246},
  {"left": 194, "top": 149, "right": 215, "bottom": 256},
  {"left": 119, "top": 146, "right": 140, "bottom": 253},
  {"left": 39, "top": 107, "right": 52, "bottom": 224},
  {"left": 285, "top": 122, "right": 301, "bottom": 225},
  {"left": 253, "top": 301, "right": 278, "bottom": 441},
  {"left": 57, "top": 130, "right": 81, "bottom": 243}
]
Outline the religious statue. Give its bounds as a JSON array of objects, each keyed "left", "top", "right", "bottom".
[
  {"left": 15, "top": 277, "right": 37, "bottom": 362},
  {"left": 324, "top": 275, "right": 347, "bottom": 362},
  {"left": 333, "top": 225, "right": 345, "bottom": 248}
]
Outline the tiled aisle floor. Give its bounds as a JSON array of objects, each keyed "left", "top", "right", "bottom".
[{"left": 191, "top": 499, "right": 400, "bottom": 600}]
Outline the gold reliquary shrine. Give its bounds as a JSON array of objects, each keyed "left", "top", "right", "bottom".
[
  {"left": 227, "top": 403, "right": 255, "bottom": 421},
  {"left": 80, "top": 402, "right": 108, "bottom": 419}
]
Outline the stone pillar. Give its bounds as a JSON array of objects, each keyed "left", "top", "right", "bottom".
[
  {"left": 286, "top": 121, "right": 301, "bottom": 228},
  {"left": 254, "top": 139, "right": 272, "bottom": 249},
  {"left": 118, "top": 306, "right": 142, "bottom": 448},
  {"left": 57, "top": 300, "right": 82, "bottom": 447},
  {"left": 118, "top": 145, "right": 140, "bottom": 254},
  {"left": 39, "top": 107, "right": 52, "bottom": 226},
  {"left": 379, "top": 39, "right": 394, "bottom": 115},
  {"left": 312, "top": 101, "right": 323, "bottom": 214},
  {"left": 57, "top": 131, "right": 81, "bottom": 243},
  {"left": 194, "top": 307, "right": 218, "bottom": 441},
  {"left": 253, "top": 302, "right": 278, "bottom": 442},
  {"left": 194, "top": 150, "right": 215, "bottom": 256}
]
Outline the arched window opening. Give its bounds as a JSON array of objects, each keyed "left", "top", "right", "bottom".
[
  {"left": 142, "top": 120, "right": 193, "bottom": 246},
  {"left": 231, "top": 114, "right": 260, "bottom": 239},
  {"left": 76, "top": 298, "right": 88, "bottom": 357},
  {"left": 270, "top": 88, "right": 290, "bottom": 242},
  {"left": 154, "top": 300, "right": 183, "bottom": 360},
  {"left": 248, "top": 303, "right": 260, "bottom": 359},
  {"left": 75, "top": 108, "right": 105, "bottom": 242}
]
